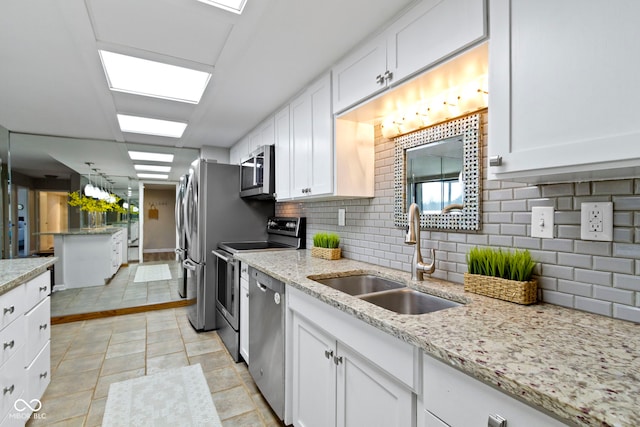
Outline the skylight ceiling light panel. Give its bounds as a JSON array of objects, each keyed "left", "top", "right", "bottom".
[
  {"left": 118, "top": 114, "right": 187, "bottom": 138},
  {"left": 134, "top": 165, "right": 172, "bottom": 173},
  {"left": 128, "top": 151, "right": 175, "bottom": 163},
  {"left": 99, "top": 50, "right": 211, "bottom": 104},
  {"left": 137, "top": 173, "right": 169, "bottom": 180},
  {"left": 197, "top": 0, "right": 247, "bottom": 14}
]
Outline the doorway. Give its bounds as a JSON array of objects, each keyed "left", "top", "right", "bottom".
[{"left": 37, "top": 191, "right": 68, "bottom": 254}]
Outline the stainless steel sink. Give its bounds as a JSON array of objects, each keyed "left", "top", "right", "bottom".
[
  {"left": 359, "top": 288, "right": 461, "bottom": 315},
  {"left": 312, "top": 274, "right": 406, "bottom": 296}
]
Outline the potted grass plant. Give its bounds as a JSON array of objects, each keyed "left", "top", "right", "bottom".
[
  {"left": 464, "top": 247, "right": 538, "bottom": 304},
  {"left": 311, "top": 232, "right": 341, "bottom": 260}
]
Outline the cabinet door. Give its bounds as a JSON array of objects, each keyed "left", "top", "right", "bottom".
[
  {"left": 488, "top": 0, "right": 640, "bottom": 183},
  {"left": 336, "top": 344, "right": 414, "bottom": 427},
  {"left": 388, "top": 0, "right": 487, "bottom": 83},
  {"left": 291, "top": 314, "right": 336, "bottom": 427},
  {"left": 291, "top": 89, "right": 312, "bottom": 197},
  {"left": 239, "top": 272, "right": 249, "bottom": 363},
  {"left": 308, "top": 74, "right": 333, "bottom": 197},
  {"left": 332, "top": 34, "right": 388, "bottom": 113},
  {"left": 274, "top": 105, "right": 292, "bottom": 201}
]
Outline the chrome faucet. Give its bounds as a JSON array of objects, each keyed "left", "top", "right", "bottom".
[{"left": 405, "top": 203, "right": 435, "bottom": 280}]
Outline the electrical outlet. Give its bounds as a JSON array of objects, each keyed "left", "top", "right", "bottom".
[
  {"left": 580, "top": 202, "right": 613, "bottom": 241},
  {"left": 531, "top": 206, "right": 554, "bottom": 238},
  {"left": 338, "top": 208, "right": 346, "bottom": 226}
]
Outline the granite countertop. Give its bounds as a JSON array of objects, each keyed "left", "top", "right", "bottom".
[
  {"left": 37, "top": 227, "right": 125, "bottom": 236},
  {"left": 235, "top": 250, "right": 640, "bottom": 427},
  {"left": 0, "top": 257, "right": 58, "bottom": 296}
]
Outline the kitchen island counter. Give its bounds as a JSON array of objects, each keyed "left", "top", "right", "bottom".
[
  {"left": 0, "top": 257, "right": 57, "bottom": 296},
  {"left": 235, "top": 250, "right": 640, "bottom": 427}
]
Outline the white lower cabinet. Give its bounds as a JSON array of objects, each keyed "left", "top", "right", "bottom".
[
  {"left": 239, "top": 263, "right": 249, "bottom": 363},
  {"left": 421, "top": 355, "right": 567, "bottom": 427},
  {"left": 288, "top": 286, "right": 417, "bottom": 427}
]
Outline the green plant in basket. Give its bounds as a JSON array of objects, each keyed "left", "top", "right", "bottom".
[
  {"left": 313, "top": 232, "right": 340, "bottom": 249},
  {"left": 466, "top": 247, "right": 536, "bottom": 282}
]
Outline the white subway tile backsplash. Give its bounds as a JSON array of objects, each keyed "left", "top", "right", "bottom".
[{"left": 278, "top": 112, "right": 640, "bottom": 323}]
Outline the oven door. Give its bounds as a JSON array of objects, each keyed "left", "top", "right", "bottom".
[{"left": 212, "top": 249, "right": 240, "bottom": 330}]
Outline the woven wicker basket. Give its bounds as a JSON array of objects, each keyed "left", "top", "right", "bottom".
[
  {"left": 464, "top": 273, "right": 537, "bottom": 305},
  {"left": 311, "top": 246, "right": 341, "bottom": 260}
]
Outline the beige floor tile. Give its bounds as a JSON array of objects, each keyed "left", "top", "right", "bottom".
[
  {"left": 29, "top": 416, "right": 86, "bottom": 427},
  {"left": 146, "top": 351, "right": 189, "bottom": 375},
  {"left": 221, "top": 410, "right": 266, "bottom": 427},
  {"left": 56, "top": 353, "right": 104, "bottom": 376},
  {"left": 211, "top": 385, "right": 256, "bottom": 420},
  {"left": 147, "top": 328, "right": 182, "bottom": 344},
  {"left": 234, "top": 363, "right": 260, "bottom": 395},
  {"left": 64, "top": 339, "right": 109, "bottom": 359},
  {"left": 105, "top": 339, "right": 145, "bottom": 359},
  {"left": 111, "top": 317, "right": 147, "bottom": 334},
  {"left": 28, "top": 389, "right": 93, "bottom": 425},
  {"left": 94, "top": 368, "right": 146, "bottom": 399},
  {"left": 146, "top": 339, "right": 185, "bottom": 357},
  {"left": 203, "top": 365, "right": 242, "bottom": 393},
  {"left": 185, "top": 338, "right": 223, "bottom": 357},
  {"left": 146, "top": 319, "right": 179, "bottom": 333},
  {"left": 189, "top": 350, "right": 233, "bottom": 372},
  {"left": 100, "top": 352, "right": 146, "bottom": 377},
  {"left": 251, "top": 392, "right": 282, "bottom": 426},
  {"left": 84, "top": 397, "right": 107, "bottom": 427},
  {"left": 44, "top": 368, "right": 100, "bottom": 399},
  {"left": 110, "top": 328, "right": 146, "bottom": 344}
]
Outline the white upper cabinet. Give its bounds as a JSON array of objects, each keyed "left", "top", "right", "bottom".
[
  {"left": 333, "top": 0, "right": 487, "bottom": 113},
  {"left": 488, "top": 0, "right": 640, "bottom": 183},
  {"left": 274, "top": 105, "right": 292, "bottom": 201}
]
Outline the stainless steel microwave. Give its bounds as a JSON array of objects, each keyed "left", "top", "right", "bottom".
[{"left": 240, "top": 145, "right": 275, "bottom": 199}]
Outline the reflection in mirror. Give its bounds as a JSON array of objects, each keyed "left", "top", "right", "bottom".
[{"left": 394, "top": 113, "right": 481, "bottom": 230}]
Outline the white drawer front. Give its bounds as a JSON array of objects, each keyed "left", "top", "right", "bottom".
[
  {"left": 0, "top": 348, "right": 26, "bottom": 421},
  {"left": 25, "top": 272, "right": 50, "bottom": 312},
  {"left": 0, "top": 318, "right": 25, "bottom": 367},
  {"left": 25, "top": 298, "right": 50, "bottom": 366},
  {"left": 0, "top": 390, "right": 26, "bottom": 427},
  {"left": 26, "top": 341, "right": 50, "bottom": 403},
  {"left": 0, "top": 287, "right": 25, "bottom": 331}
]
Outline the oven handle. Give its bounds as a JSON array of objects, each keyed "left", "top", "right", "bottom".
[
  {"left": 211, "top": 249, "right": 232, "bottom": 263},
  {"left": 182, "top": 259, "right": 198, "bottom": 271}
]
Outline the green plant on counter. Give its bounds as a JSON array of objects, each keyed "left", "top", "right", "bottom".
[
  {"left": 313, "top": 232, "right": 341, "bottom": 249},
  {"left": 67, "top": 191, "right": 127, "bottom": 214},
  {"left": 466, "top": 246, "right": 536, "bottom": 282}
]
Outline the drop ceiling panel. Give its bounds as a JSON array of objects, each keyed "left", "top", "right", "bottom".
[{"left": 86, "top": 0, "right": 235, "bottom": 66}]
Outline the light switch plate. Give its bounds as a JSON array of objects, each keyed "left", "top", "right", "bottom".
[
  {"left": 581, "top": 202, "right": 613, "bottom": 241},
  {"left": 531, "top": 206, "right": 554, "bottom": 238},
  {"left": 338, "top": 208, "right": 346, "bottom": 226}
]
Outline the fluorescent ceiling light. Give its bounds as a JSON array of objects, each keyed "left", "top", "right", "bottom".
[
  {"left": 118, "top": 114, "right": 187, "bottom": 138},
  {"left": 197, "top": 0, "right": 247, "bottom": 14},
  {"left": 137, "top": 173, "right": 169, "bottom": 180},
  {"left": 134, "top": 164, "right": 172, "bottom": 173},
  {"left": 128, "top": 151, "right": 174, "bottom": 163},
  {"left": 99, "top": 50, "right": 211, "bottom": 103}
]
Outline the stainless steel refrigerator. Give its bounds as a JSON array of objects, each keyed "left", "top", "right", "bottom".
[
  {"left": 183, "top": 159, "right": 274, "bottom": 331},
  {"left": 175, "top": 174, "right": 188, "bottom": 298}
]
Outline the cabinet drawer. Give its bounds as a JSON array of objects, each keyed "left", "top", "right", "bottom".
[
  {"left": 26, "top": 341, "right": 50, "bottom": 403},
  {"left": 0, "top": 347, "right": 26, "bottom": 421},
  {"left": 25, "top": 272, "right": 50, "bottom": 312},
  {"left": 0, "top": 317, "right": 25, "bottom": 368},
  {"left": 0, "top": 287, "right": 25, "bottom": 331},
  {"left": 25, "top": 298, "right": 50, "bottom": 366}
]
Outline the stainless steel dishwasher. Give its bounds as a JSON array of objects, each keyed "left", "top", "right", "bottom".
[{"left": 248, "top": 266, "right": 285, "bottom": 421}]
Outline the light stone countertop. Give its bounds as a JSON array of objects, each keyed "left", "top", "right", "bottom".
[
  {"left": 0, "top": 257, "right": 58, "bottom": 296},
  {"left": 235, "top": 249, "right": 640, "bottom": 427}
]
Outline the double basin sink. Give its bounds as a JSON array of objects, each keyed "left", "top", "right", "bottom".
[{"left": 310, "top": 274, "right": 461, "bottom": 315}]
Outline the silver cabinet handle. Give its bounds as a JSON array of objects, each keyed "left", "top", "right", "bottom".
[
  {"left": 375, "top": 74, "right": 384, "bottom": 85},
  {"left": 3, "top": 385, "right": 14, "bottom": 395},
  {"left": 3, "top": 306, "right": 14, "bottom": 315},
  {"left": 488, "top": 414, "right": 506, "bottom": 427},
  {"left": 40, "top": 372, "right": 48, "bottom": 379},
  {"left": 383, "top": 70, "right": 393, "bottom": 82},
  {"left": 3, "top": 340, "right": 14, "bottom": 350},
  {"left": 40, "top": 323, "right": 48, "bottom": 330},
  {"left": 324, "top": 350, "right": 334, "bottom": 359},
  {"left": 39, "top": 286, "right": 48, "bottom": 292},
  {"left": 489, "top": 155, "right": 503, "bottom": 167},
  {"left": 333, "top": 355, "right": 343, "bottom": 365}
]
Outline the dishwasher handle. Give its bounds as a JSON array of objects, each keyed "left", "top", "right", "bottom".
[{"left": 256, "top": 282, "right": 268, "bottom": 292}]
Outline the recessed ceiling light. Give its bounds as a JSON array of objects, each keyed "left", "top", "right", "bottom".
[
  {"left": 134, "top": 164, "right": 172, "bottom": 173},
  {"left": 128, "top": 151, "right": 174, "bottom": 163},
  {"left": 137, "top": 173, "right": 169, "bottom": 180},
  {"left": 99, "top": 50, "right": 211, "bottom": 104},
  {"left": 197, "top": 0, "right": 247, "bottom": 14},
  {"left": 118, "top": 114, "right": 187, "bottom": 138}
]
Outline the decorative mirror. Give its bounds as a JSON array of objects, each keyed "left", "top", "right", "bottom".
[{"left": 394, "top": 113, "right": 481, "bottom": 230}]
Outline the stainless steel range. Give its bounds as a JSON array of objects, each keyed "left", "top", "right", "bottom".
[{"left": 213, "top": 217, "right": 305, "bottom": 362}]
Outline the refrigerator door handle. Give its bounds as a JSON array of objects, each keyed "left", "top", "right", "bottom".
[{"left": 183, "top": 259, "right": 198, "bottom": 271}]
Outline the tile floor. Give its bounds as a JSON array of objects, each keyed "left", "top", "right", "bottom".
[
  {"left": 51, "top": 261, "right": 190, "bottom": 317},
  {"left": 28, "top": 307, "right": 283, "bottom": 426}
]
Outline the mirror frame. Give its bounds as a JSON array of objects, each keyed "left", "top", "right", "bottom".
[{"left": 394, "top": 113, "right": 481, "bottom": 230}]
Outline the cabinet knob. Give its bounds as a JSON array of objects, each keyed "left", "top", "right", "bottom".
[
  {"left": 375, "top": 74, "right": 384, "bottom": 85},
  {"left": 324, "top": 350, "right": 334, "bottom": 359},
  {"left": 39, "top": 286, "right": 48, "bottom": 292},
  {"left": 40, "top": 371, "right": 48, "bottom": 379},
  {"left": 40, "top": 323, "right": 48, "bottom": 330},
  {"left": 333, "top": 355, "right": 343, "bottom": 365},
  {"left": 3, "top": 340, "right": 14, "bottom": 350},
  {"left": 489, "top": 155, "right": 503, "bottom": 167},
  {"left": 3, "top": 306, "right": 14, "bottom": 315},
  {"left": 383, "top": 70, "right": 393, "bottom": 82},
  {"left": 3, "top": 384, "right": 14, "bottom": 395},
  {"left": 488, "top": 414, "right": 507, "bottom": 427}
]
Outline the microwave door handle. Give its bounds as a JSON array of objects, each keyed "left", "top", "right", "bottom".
[{"left": 211, "top": 249, "right": 231, "bottom": 263}]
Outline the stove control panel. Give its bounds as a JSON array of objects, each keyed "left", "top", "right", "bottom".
[{"left": 267, "top": 217, "right": 306, "bottom": 237}]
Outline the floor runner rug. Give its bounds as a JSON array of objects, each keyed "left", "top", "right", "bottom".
[
  {"left": 102, "top": 364, "right": 221, "bottom": 427},
  {"left": 133, "top": 264, "right": 172, "bottom": 283}
]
